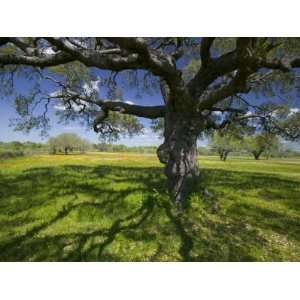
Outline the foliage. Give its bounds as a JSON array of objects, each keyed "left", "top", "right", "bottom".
[
  {"left": 244, "top": 133, "right": 280, "bottom": 160},
  {"left": 48, "top": 133, "right": 91, "bottom": 154},
  {"left": 1, "top": 37, "right": 299, "bottom": 140},
  {"left": 96, "top": 112, "right": 143, "bottom": 142},
  {"left": 0, "top": 141, "right": 47, "bottom": 157},
  {"left": 278, "top": 112, "right": 300, "bottom": 141},
  {"left": 150, "top": 118, "right": 164, "bottom": 138},
  {"left": 210, "top": 131, "right": 243, "bottom": 161},
  {"left": 209, "top": 120, "right": 253, "bottom": 161},
  {"left": 0, "top": 151, "right": 24, "bottom": 159}
]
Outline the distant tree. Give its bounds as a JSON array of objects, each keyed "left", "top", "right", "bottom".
[
  {"left": 10, "top": 141, "right": 23, "bottom": 151},
  {"left": 77, "top": 138, "right": 91, "bottom": 153},
  {"left": 280, "top": 148, "right": 300, "bottom": 158},
  {"left": 48, "top": 138, "right": 56, "bottom": 154},
  {"left": 244, "top": 132, "right": 279, "bottom": 160},
  {"left": 48, "top": 133, "right": 90, "bottom": 154},
  {"left": 197, "top": 146, "right": 213, "bottom": 156},
  {"left": 210, "top": 132, "right": 243, "bottom": 161},
  {"left": 209, "top": 118, "right": 253, "bottom": 161}
]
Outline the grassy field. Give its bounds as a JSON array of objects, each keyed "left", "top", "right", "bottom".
[{"left": 0, "top": 152, "right": 300, "bottom": 261}]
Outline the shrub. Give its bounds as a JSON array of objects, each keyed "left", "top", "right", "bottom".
[{"left": 0, "top": 151, "right": 24, "bottom": 159}]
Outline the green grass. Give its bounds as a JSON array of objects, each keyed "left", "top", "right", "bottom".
[{"left": 0, "top": 152, "right": 300, "bottom": 261}]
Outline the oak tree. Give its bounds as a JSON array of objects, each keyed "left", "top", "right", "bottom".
[
  {"left": 210, "top": 132, "right": 242, "bottom": 161},
  {"left": 48, "top": 133, "right": 90, "bottom": 154},
  {"left": 1, "top": 37, "right": 300, "bottom": 206},
  {"left": 244, "top": 132, "right": 279, "bottom": 160}
]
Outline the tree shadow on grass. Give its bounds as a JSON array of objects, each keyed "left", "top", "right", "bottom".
[{"left": 0, "top": 164, "right": 299, "bottom": 261}]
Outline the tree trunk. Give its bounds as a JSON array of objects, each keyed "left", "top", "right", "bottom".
[
  {"left": 218, "top": 150, "right": 224, "bottom": 161},
  {"left": 219, "top": 150, "right": 229, "bottom": 161},
  {"left": 157, "top": 111, "right": 201, "bottom": 207},
  {"left": 252, "top": 150, "right": 262, "bottom": 160},
  {"left": 222, "top": 151, "right": 229, "bottom": 161}
]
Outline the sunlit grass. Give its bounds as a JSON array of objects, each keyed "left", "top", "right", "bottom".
[{"left": 0, "top": 153, "right": 300, "bottom": 261}]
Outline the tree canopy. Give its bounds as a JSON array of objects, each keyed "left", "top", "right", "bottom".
[
  {"left": 244, "top": 132, "right": 279, "bottom": 160},
  {"left": 48, "top": 133, "right": 90, "bottom": 154}
]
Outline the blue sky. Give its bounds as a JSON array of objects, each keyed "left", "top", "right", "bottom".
[
  {"left": 0, "top": 97, "right": 165, "bottom": 147},
  {"left": 0, "top": 71, "right": 167, "bottom": 146},
  {"left": 0, "top": 68, "right": 299, "bottom": 149}
]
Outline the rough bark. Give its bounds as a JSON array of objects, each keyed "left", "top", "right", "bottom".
[{"left": 157, "top": 110, "right": 201, "bottom": 207}]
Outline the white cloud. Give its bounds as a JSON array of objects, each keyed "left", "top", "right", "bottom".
[
  {"left": 82, "top": 83, "right": 91, "bottom": 94},
  {"left": 212, "top": 111, "right": 223, "bottom": 116},
  {"left": 42, "top": 47, "right": 55, "bottom": 55},
  {"left": 49, "top": 90, "right": 62, "bottom": 97},
  {"left": 53, "top": 104, "right": 66, "bottom": 111},
  {"left": 71, "top": 105, "right": 81, "bottom": 112},
  {"left": 245, "top": 111, "right": 253, "bottom": 116},
  {"left": 91, "top": 78, "right": 101, "bottom": 91},
  {"left": 288, "top": 108, "right": 300, "bottom": 116},
  {"left": 142, "top": 127, "right": 154, "bottom": 135},
  {"left": 53, "top": 102, "right": 85, "bottom": 112},
  {"left": 83, "top": 77, "right": 101, "bottom": 95},
  {"left": 125, "top": 101, "right": 134, "bottom": 105},
  {"left": 270, "top": 110, "right": 280, "bottom": 117}
]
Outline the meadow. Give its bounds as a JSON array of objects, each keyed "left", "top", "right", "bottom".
[{"left": 0, "top": 152, "right": 300, "bottom": 261}]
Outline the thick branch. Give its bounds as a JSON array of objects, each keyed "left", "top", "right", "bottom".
[
  {"left": 105, "top": 38, "right": 181, "bottom": 86},
  {"left": 188, "top": 38, "right": 261, "bottom": 98},
  {"left": 198, "top": 69, "right": 251, "bottom": 110},
  {"left": 291, "top": 58, "right": 300, "bottom": 68},
  {"left": 1, "top": 38, "right": 184, "bottom": 98},
  {"left": 0, "top": 51, "right": 73, "bottom": 67},
  {"left": 93, "top": 100, "right": 166, "bottom": 133},
  {"left": 97, "top": 100, "right": 166, "bottom": 119},
  {"left": 106, "top": 38, "right": 149, "bottom": 57},
  {"left": 261, "top": 57, "right": 300, "bottom": 71},
  {"left": 0, "top": 38, "right": 9, "bottom": 46},
  {"left": 187, "top": 50, "right": 238, "bottom": 97},
  {"left": 8, "top": 38, "right": 35, "bottom": 55},
  {"left": 200, "top": 37, "right": 215, "bottom": 68},
  {"left": 0, "top": 38, "right": 143, "bottom": 73},
  {"left": 171, "top": 38, "right": 185, "bottom": 60}
]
